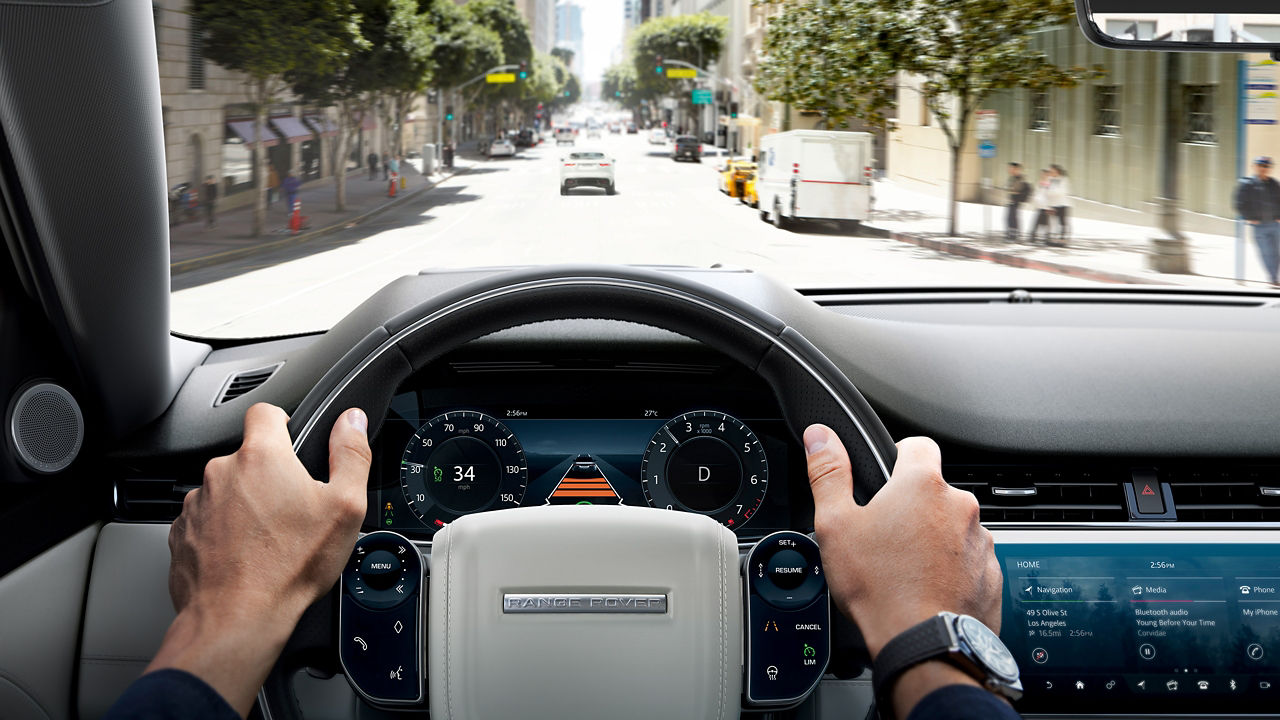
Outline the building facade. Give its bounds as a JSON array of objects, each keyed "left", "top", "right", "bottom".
[
  {"left": 556, "top": 0, "right": 585, "bottom": 79},
  {"left": 156, "top": 0, "right": 384, "bottom": 210},
  {"left": 889, "top": 23, "right": 1280, "bottom": 230}
]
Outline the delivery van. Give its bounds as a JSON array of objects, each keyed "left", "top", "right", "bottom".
[{"left": 756, "top": 130, "right": 873, "bottom": 230}]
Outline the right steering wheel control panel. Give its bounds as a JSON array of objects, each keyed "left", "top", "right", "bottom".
[{"left": 742, "top": 530, "right": 832, "bottom": 707}]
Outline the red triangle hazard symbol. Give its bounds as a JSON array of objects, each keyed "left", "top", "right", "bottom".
[{"left": 1141, "top": 483, "right": 1156, "bottom": 496}]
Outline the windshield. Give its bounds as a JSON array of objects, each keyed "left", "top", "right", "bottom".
[{"left": 165, "top": 0, "right": 1277, "bottom": 338}]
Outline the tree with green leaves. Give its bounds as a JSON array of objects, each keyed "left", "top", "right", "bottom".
[
  {"left": 425, "top": 0, "right": 503, "bottom": 88},
  {"left": 602, "top": 63, "right": 639, "bottom": 112},
  {"left": 288, "top": 35, "right": 371, "bottom": 213},
  {"left": 629, "top": 13, "right": 726, "bottom": 133},
  {"left": 466, "top": 0, "right": 533, "bottom": 131},
  {"left": 193, "top": 0, "right": 364, "bottom": 236},
  {"left": 352, "top": 0, "right": 434, "bottom": 159},
  {"left": 756, "top": 0, "right": 1091, "bottom": 235}
]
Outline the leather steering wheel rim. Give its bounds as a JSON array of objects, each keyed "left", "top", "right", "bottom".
[{"left": 260, "top": 265, "right": 897, "bottom": 719}]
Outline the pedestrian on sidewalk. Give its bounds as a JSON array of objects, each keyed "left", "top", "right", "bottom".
[
  {"left": 282, "top": 172, "right": 301, "bottom": 214},
  {"left": 1027, "top": 169, "right": 1054, "bottom": 243},
  {"left": 200, "top": 175, "right": 218, "bottom": 229},
  {"left": 1005, "top": 162, "right": 1031, "bottom": 240},
  {"left": 1234, "top": 156, "right": 1280, "bottom": 285},
  {"left": 267, "top": 164, "right": 280, "bottom": 208},
  {"left": 367, "top": 152, "right": 378, "bottom": 181},
  {"left": 381, "top": 152, "right": 390, "bottom": 181},
  {"left": 1047, "top": 164, "right": 1071, "bottom": 246}
]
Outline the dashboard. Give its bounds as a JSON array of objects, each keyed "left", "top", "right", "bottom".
[{"left": 367, "top": 352, "right": 808, "bottom": 540}]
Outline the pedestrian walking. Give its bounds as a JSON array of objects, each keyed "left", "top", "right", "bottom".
[
  {"left": 1234, "top": 155, "right": 1280, "bottom": 285},
  {"left": 1027, "top": 169, "right": 1054, "bottom": 243},
  {"left": 381, "top": 152, "right": 390, "bottom": 181},
  {"left": 266, "top": 165, "right": 280, "bottom": 208},
  {"left": 1047, "top": 164, "right": 1071, "bottom": 246},
  {"left": 367, "top": 152, "right": 378, "bottom": 181},
  {"left": 1005, "top": 162, "right": 1030, "bottom": 240},
  {"left": 200, "top": 174, "right": 218, "bottom": 229},
  {"left": 282, "top": 171, "right": 301, "bottom": 214}
]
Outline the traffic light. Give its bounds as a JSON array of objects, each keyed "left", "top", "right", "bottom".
[
  {"left": 518, "top": 60, "right": 528, "bottom": 80},
  {"left": 655, "top": 55, "right": 663, "bottom": 74},
  {"left": 615, "top": 90, "right": 622, "bottom": 97},
  {"left": 729, "top": 101, "right": 739, "bottom": 119},
  {"left": 445, "top": 105, "right": 454, "bottom": 122},
  {"left": 563, "top": 90, "right": 570, "bottom": 97}
]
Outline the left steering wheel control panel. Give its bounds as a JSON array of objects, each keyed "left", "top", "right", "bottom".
[
  {"left": 339, "top": 531, "right": 424, "bottom": 706},
  {"left": 743, "top": 531, "right": 831, "bottom": 707}
]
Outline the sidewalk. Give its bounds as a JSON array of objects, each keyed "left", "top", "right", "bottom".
[
  {"left": 169, "top": 154, "right": 476, "bottom": 274},
  {"left": 866, "top": 180, "right": 1275, "bottom": 289}
]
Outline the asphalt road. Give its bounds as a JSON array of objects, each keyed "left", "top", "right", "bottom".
[{"left": 171, "top": 132, "right": 1080, "bottom": 338}]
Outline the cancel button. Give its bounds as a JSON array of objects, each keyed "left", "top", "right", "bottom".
[{"left": 768, "top": 549, "right": 810, "bottom": 590}]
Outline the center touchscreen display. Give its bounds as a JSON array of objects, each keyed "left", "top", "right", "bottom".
[{"left": 997, "top": 544, "right": 1280, "bottom": 714}]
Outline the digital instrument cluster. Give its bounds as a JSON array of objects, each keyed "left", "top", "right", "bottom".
[{"left": 371, "top": 386, "right": 798, "bottom": 538}]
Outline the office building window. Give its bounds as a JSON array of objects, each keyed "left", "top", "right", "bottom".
[
  {"left": 188, "top": 17, "right": 205, "bottom": 90},
  {"left": 1183, "top": 85, "right": 1216, "bottom": 145},
  {"left": 1093, "top": 85, "right": 1121, "bottom": 137},
  {"left": 1029, "top": 89, "right": 1050, "bottom": 131}
]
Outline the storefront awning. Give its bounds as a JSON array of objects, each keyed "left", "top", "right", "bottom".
[
  {"left": 270, "top": 116, "right": 314, "bottom": 144},
  {"left": 227, "top": 119, "right": 279, "bottom": 148},
  {"left": 305, "top": 115, "right": 339, "bottom": 138}
]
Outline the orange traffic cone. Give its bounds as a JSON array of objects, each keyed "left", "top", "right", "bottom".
[
  {"left": 289, "top": 199, "right": 302, "bottom": 234},
  {"left": 388, "top": 174, "right": 398, "bottom": 198}
]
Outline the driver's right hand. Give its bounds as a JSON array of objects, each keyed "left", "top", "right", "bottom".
[{"left": 802, "top": 425, "right": 1003, "bottom": 659}]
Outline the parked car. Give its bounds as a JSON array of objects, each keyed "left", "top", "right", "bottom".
[
  {"left": 672, "top": 135, "right": 701, "bottom": 162},
  {"left": 586, "top": 127, "right": 602, "bottom": 139},
  {"left": 560, "top": 150, "right": 616, "bottom": 196},
  {"left": 648, "top": 128, "right": 667, "bottom": 145},
  {"left": 625, "top": 122, "right": 638, "bottom": 134},
  {"left": 487, "top": 137, "right": 516, "bottom": 158},
  {"left": 718, "top": 159, "right": 757, "bottom": 199},
  {"left": 757, "top": 129, "right": 873, "bottom": 230},
  {"left": 515, "top": 128, "right": 537, "bottom": 148},
  {"left": 554, "top": 127, "right": 576, "bottom": 146},
  {"left": 608, "top": 123, "right": 622, "bottom": 134}
]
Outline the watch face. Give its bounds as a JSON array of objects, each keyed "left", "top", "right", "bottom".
[{"left": 957, "top": 615, "right": 1020, "bottom": 682}]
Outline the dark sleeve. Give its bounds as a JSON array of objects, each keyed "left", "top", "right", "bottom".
[
  {"left": 905, "top": 684, "right": 1022, "bottom": 720},
  {"left": 101, "top": 668, "right": 240, "bottom": 720}
]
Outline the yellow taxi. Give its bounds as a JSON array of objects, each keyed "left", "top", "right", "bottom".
[
  {"left": 718, "top": 159, "right": 757, "bottom": 199},
  {"left": 740, "top": 170, "right": 758, "bottom": 208}
]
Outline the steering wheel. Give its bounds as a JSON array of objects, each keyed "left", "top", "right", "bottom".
[{"left": 260, "top": 265, "right": 897, "bottom": 719}]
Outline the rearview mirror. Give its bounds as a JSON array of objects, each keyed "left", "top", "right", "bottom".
[{"left": 1077, "top": 0, "right": 1280, "bottom": 55}]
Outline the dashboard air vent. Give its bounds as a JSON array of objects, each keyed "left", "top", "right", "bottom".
[
  {"left": 214, "top": 363, "right": 282, "bottom": 406},
  {"left": 1166, "top": 467, "right": 1280, "bottom": 522},
  {"left": 114, "top": 477, "right": 193, "bottom": 521},
  {"left": 947, "top": 466, "right": 1127, "bottom": 523}
]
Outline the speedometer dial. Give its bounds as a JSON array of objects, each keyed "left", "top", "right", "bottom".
[
  {"left": 641, "top": 410, "right": 768, "bottom": 529},
  {"left": 399, "top": 411, "right": 527, "bottom": 530}
]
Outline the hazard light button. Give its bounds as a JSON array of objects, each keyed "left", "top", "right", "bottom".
[{"left": 1132, "top": 475, "right": 1166, "bottom": 515}]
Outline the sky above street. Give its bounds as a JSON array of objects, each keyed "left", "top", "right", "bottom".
[{"left": 579, "top": 0, "right": 624, "bottom": 87}]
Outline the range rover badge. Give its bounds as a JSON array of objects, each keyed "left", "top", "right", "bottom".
[{"left": 503, "top": 593, "right": 668, "bottom": 614}]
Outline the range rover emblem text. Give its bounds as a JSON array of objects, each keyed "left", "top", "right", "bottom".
[{"left": 502, "top": 593, "right": 668, "bottom": 614}]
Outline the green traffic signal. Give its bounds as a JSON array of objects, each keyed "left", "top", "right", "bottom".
[
  {"left": 564, "top": 90, "right": 570, "bottom": 97},
  {"left": 519, "top": 71, "right": 528, "bottom": 79},
  {"left": 655, "top": 66, "right": 663, "bottom": 74}
]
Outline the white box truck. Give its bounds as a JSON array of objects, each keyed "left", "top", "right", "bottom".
[{"left": 756, "top": 130, "right": 874, "bottom": 231}]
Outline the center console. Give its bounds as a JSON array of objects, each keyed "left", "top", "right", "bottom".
[{"left": 995, "top": 530, "right": 1280, "bottom": 716}]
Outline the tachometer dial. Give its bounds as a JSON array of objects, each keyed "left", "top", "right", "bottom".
[
  {"left": 399, "top": 411, "right": 527, "bottom": 530},
  {"left": 641, "top": 410, "right": 768, "bottom": 529}
]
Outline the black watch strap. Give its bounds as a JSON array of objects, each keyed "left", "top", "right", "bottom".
[{"left": 871, "top": 615, "right": 953, "bottom": 713}]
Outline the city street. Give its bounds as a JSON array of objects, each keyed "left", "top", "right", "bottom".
[{"left": 172, "top": 132, "right": 1086, "bottom": 338}]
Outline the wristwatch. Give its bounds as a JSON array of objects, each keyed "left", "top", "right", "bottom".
[{"left": 871, "top": 612, "right": 1022, "bottom": 714}]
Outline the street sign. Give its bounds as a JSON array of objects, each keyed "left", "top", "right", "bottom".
[
  {"left": 976, "top": 109, "right": 999, "bottom": 140},
  {"left": 692, "top": 88, "right": 712, "bottom": 105},
  {"left": 978, "top": 140, "right": 997, "bottom": 159},
  {"left": 666, "top": 68, "right": 697, "bottom": 79},
  {"left": 1246, "top": 59, "right": 1278, "bottom": 126},
  {"left": 486, "top": 73, "right": 516, "bottom": 84}
]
